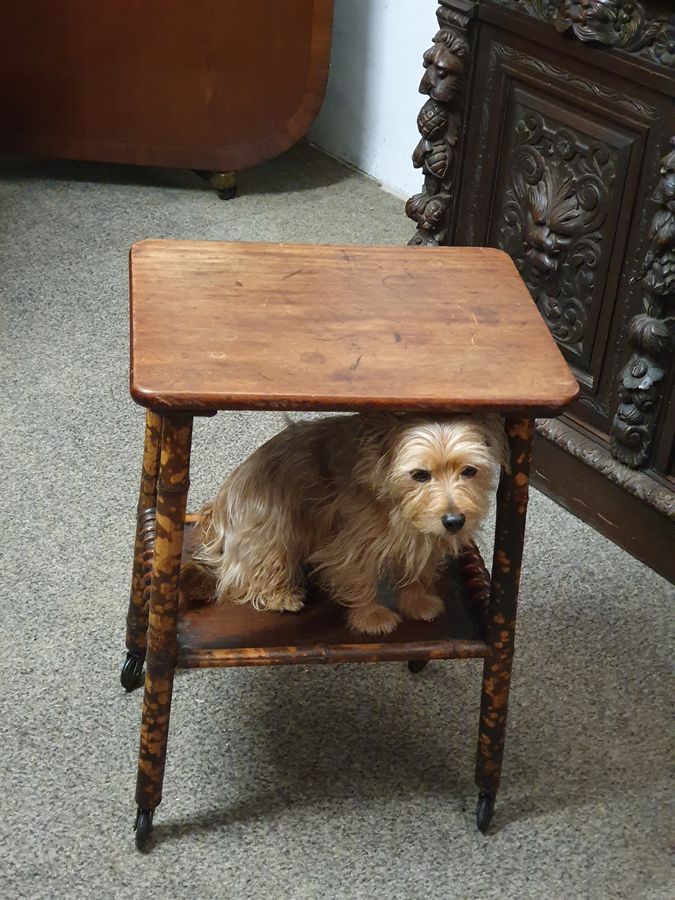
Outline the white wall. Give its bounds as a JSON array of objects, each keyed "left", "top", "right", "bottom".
[{"left": 309, "top": 0, "right": 435, "bottom": 199}]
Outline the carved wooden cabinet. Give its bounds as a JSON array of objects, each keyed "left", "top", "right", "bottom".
[{"left": 407, "top": 0, "right": 674, "bottom": 581}]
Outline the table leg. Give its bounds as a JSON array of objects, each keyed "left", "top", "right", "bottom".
[
  {"left": 121, "top": 411, "right": 163, "bottom": 691},
  {"left": 133, "top": 413, "right": 193, "bottom": 850},
  {"left": 475, "top": 417, "right": 534, "bottom": 833}
]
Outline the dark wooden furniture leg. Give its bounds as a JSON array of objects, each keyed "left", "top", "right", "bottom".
[
  {"left": 134, "top": 413, "right": 193, "bottom": 850},
  {"left": 475, "top": 417, "right": 534, "bottom": 833},
  {"left": 121, "top": 411, "right": 163, "bottom": 691}
]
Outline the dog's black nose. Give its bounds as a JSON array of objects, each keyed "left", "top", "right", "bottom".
[{"left": 442, "top": 513, "right": 465, "bottom": 534}]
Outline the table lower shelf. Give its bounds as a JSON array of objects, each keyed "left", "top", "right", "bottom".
[{"left": 176, "top": 530, "right": 492, "bottom": 668}]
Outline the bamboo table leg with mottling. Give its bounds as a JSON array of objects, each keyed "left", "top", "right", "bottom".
[
  {"left": 475, "top": 418, "right": 534, "bottom": 832},
  {"left": 121, "top": 411, "right": 163, "bottom": 691},
  {"left": 133, "top": 414, "right": 193, "bottom": 849}
]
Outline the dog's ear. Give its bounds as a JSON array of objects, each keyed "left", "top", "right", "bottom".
[
  {"left": 353, "top": 413, "right": 400, "bottom": 494},
  {"left": 476, "top": 414, "right": 510, "bottom": 472}
]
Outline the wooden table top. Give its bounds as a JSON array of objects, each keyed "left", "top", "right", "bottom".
[{"left": 130, "top": 240, "right": 579, "bottom": 414}]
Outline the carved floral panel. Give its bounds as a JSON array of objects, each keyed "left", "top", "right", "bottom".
[{"left": 493, "top": 105, "right": 623, "bottom": 367}]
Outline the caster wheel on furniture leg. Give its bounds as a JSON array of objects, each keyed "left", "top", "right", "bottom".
[
  {"left": 476, "top": 792, "right": 495, "bottom": 834},
  {"left": 134, "top": 807, "right": 154, "bottom": 851},
  {"left": 120, "top": 651, "right": 145, "bottom": 692},
  {"left": 213, "top": 172, "right": 236, "bottom": 201},
  {"left": 194, "top": 170, "right": 237, "bottom": 200},
  {"left": 407, "top": 660, "right": 429, "bottom": 674}
]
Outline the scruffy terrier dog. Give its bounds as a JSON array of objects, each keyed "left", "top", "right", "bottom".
[{"left": 186, "top": 413, "right": 504, "bottom": 635}]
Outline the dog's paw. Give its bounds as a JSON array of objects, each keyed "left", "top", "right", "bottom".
[
  {"left": 261, "top": 591, "right": 305, "bottom": 613},
  {"left": 347, "top": 604, "right": 402, "bottom": 636},
  {"left": 398, "top": 588, "right": 445, "bottom": 622}
]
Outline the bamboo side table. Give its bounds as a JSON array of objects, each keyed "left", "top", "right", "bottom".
[{"left": 122, "top": 240, "right": 578, "bottom": 850}]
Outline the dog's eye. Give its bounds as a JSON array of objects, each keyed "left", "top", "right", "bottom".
[
  {"left": 410, "top": 469, "right": 432, "bottom": 483},
  {"left": 460, "top": 466, "right": 478, "bottom": 479}
]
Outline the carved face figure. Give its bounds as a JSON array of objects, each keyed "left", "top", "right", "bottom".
[
  {"left": 522, "top": 218, "right": 569, "bottom": 274},
  {"left": 616, "top": 381, "right": 658, "bottom": 425},
  {"left": 420, "top": 41, "right": 464, "bottom": 104},
  {"left": 613, "top": 349, "right": 665, "bottom": 460},
  {"left": 520, "top": 171, "right": 577, "bottom": 274},
  {"left": 612, "top": 399, "right": 650, "bottom": 460},
  {"left": 508, "top": 153, "right": 608, "bottom": 279}
]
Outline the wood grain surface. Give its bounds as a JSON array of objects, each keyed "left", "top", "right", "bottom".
[
  {"left": 177, "top": 544, "right": 491, "bottom": 669},
  {"left": 130, "top": 241, "right": 579, "bottom": 414},
  {"left": 0, "top": 0, "right": 334, "bottom": 171}
]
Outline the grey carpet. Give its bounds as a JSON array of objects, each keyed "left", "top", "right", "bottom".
[{"left": 0, "top": 143, "right": 672, "bottom": 900}]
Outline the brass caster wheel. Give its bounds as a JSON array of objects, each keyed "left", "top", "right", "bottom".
[
  {"left": 134, "top": 807, "right": 154, "bottom": 851},
  {"left": 407, "top": 660, "right": 429, "bottom": 674},
  {"left": 476, "top": 791, "right": 495, "bottom": 834},
  {"left": 194, "top": 170, "right": 237, "bottom": 200},
  {"left": 120, "top": 651, "right": 145, "bottom": 692}
]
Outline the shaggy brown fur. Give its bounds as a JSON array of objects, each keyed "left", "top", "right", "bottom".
[{"left": 185, "top": 413, "right": 504, "bottom": 635}]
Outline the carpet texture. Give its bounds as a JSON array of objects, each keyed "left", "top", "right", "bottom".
[{"left": 0, "top": 144, "right": 672, "bottom": 900}]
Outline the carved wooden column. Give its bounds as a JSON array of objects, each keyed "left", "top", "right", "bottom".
[
  {"left": 610, "top": 137, "right": 675, "bottom": 468},
  {"left": 406, "top": 0, "right": 478, "bottom": 246}
]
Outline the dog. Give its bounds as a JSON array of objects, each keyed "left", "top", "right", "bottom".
[{"left": 184, "top": 413, "right": 505, "bottom": 635}]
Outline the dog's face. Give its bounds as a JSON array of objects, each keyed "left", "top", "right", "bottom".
[{"left": 375, "top": 417, "right": 503, "bottom": 545}]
